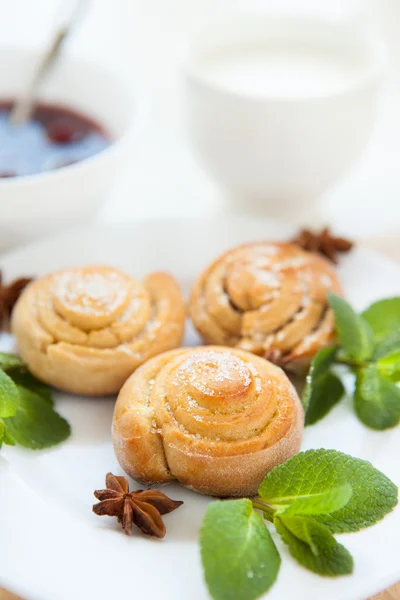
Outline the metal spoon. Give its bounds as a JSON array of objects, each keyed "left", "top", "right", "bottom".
[{"left": 10, "top": 0, "right": 89, "bottom": 126}]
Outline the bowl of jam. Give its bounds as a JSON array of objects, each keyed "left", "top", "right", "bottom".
[
  {"left": 0, "top": 46, "right": 141, "bottom": 250},
  {"left": 0, "top": 101, "right": 111, "bottom": 177}
]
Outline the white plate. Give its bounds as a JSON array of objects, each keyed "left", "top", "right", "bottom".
[{"left": 1, "top": 217, "right": 399, "bottom": 600}]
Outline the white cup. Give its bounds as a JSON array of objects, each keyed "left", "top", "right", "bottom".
[
  {"left": 183, "top": 16, "right": 386, "bottom": 216},
  {"left": 0, "top": 46, "right": 144, "bottom": 251}
]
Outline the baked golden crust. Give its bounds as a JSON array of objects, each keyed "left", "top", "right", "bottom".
[
  {"left": 112, "top": 346, "right": 303, "bottom": 497},
  {"left": 11, "top": 266, "right": 185, "bottom": 396},
  {"left": 189, "top": 242, "right": 343, "bottom": 369}
]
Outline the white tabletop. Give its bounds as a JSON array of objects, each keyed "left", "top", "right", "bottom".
[{"left": 2, "top": 0, "right": 400, "bottom": 238}]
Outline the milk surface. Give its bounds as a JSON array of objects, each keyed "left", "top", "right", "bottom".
[{"left": 199, "top": 43, "right": 366, "bottom": 98}]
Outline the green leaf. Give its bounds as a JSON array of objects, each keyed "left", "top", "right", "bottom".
[
  {"left": 0, "top": 352, "right": 25, "bottom": 370},
  {"left": 0, "top": 352, "right": 53, "bottom": 405},
  {"left": 267, "top": 483, "right": 352, "bottom": 516},
  {"left": 5, "top": 386, "right": 70, "bottom": 449},
  {"left": 373, "top": 340, "right": 400, "bottom": 361},
  {"left": 258, "top": 449, "right": 398, "bottom": 533},
  {"left": 304, "top": 371, "right": 345, "bottom": 426},
  {"left": 328, "top": 294, "right": 374, "bottom": 363},
  {"left": 8, "top": 369, "right": 53, "bottom": 406},
  {"left": 305, "top": 346, "right": 338, "bottom": 382},
  {"left": 302, "top": 346, "right": 337, "bottom": 405},
  {"left": 377, "top": 351, "right": 400, "bottom": 382},
  {"left": 275, "top": 514, "right": 332, "bottom": 555},
  {"left": 0, "top": 420, "right": 15, "bottom": 447},
  {"left": 3, "top": 426, "right": 16, "bottom": 446},
  {"left": 355, "top": 364, "right": 400, "bottom": 430},
  {"left": 302, "top": 346, "right": 344, "bottom": 425},
  {"left": 200, "top": 499, "right": 281, "bottom": 600},
  {"left": 274, "top": 516, "right": 353, "bottom": 577},
  {"left": 0, "top": 369, "right": 20, "bottom": 418},
  {"left": 362, "top": 298, "right": 400, "bottom": 357}
]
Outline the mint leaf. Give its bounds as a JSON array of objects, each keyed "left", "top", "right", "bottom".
[
  {"left": 0, "top": 352, "right": 25, "bottom": 370},
  {"left": 303, "top": 346, "right": 344, "bottom": 425},
  {"left": 267, "top": 483, "right": 352, "bottom": 516},
  {"left": 377, "top": 351, "right": 400, "bottom": 383},
  {"left": 305, "top": 346, "right": 338, "bottom": 383},
  {"left": 362, "top": 297, "right": 400, "bottom": 357},
  {"left": 274, "top": 516, "right": 353, "bottom": 577},
  {"left": 3, "top": 426, "right": 15, "bottom": 445},
  {"left": 374, "top": 341, "right": 400, "bottom": 360},
  {"left": 200, "top": 499, "right": 280, "bottom": 600},
  {"left": 355, "top": 364, "right": 400, "bottom": 430},
  {"left": 304, "top": 372, "right": 344, "bottom": 426},
  {"left": 328, "top": 294, "right": 374, "bottom": 362},
  {"left": 5, "top": 386, "right": 70, "bottom": 449},
  {"left": 302, "top": 345, "right": 337, "bottom": 407},
  {"left": 0, "top": 420, "right": 15, "bottom": 447},
  {"left": 0, "top": 369, "right": 19, "bottom": 418},
  {"left": 275, "top": 515, "right": 332, "bottom": 555},
  {"left": 259, "top": 449, "right": 398, "bottom": 533},
  {"left": 0, "top": 352, "right": 53, "bottom": 406},
  {"left": 8, "top": 368, "right": 53, "bottom": 406}
]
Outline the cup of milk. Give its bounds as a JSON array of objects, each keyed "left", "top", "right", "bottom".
[{"left": 184, "top": 16, "right": 386, "bottom": 216}]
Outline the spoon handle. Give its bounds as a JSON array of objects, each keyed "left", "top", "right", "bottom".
[{"left": 10, "top": 0, "right": 89, "bottom": 126}]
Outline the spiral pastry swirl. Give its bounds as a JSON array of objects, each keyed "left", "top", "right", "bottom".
[
  {"left": 11, "top": 266, "right": 185, "bottom": 396},
  {"left": 189, "top": 242, "right": 342, "bottom": 369},
  {"left": 112, "top": 346, "right": 303, "bottom": 497}
]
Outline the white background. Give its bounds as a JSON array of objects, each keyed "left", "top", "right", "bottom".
[{"left": 1, "top": 0, "right": 400, "bottom": 237}]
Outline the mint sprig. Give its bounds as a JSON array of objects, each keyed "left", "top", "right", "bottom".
[
  {"left": 0, "top": 352, "right": 70, "bottom": 450},
  {"left": 303, "top": 294, "right": 400, "bottom": 430},
  {"left": 200, "top": 449, "right": 398, "bottom": 600},
  {"left": 259, "top": 449, "right": 397, "bottom": 533}
]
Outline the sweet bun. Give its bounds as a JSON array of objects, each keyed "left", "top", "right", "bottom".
[
  {"left": 11, "top": 266, "right": 185, "bottom": 396},
  {"left": 112, "top": 346, "right": 303, "bottom": 497},
  {"left": 189, "top": 242, "right": 342, "bottom": 370}
]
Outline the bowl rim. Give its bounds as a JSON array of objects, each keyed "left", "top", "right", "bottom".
[
  {"left": 183, "top": 15, "right": 388, "bottom": 105},
  {"left": 0, "top": 44, "right": 147, "bottom": 187}
]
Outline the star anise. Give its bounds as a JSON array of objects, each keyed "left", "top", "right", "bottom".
[
  {"left": 0, "top": 271, "right": 32, "bottom": 330},
  {"left": 291, "top": 227, "right": 354, "bottom": 264},
  {"left": 93, "top": 473, "right": 183, "bottom": 537}
]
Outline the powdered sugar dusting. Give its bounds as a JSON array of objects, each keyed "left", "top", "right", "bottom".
[
  {"left": 248, "top": 364, "right": 263, "bottom": 394},
  {"left": 320, "top": 274, "right": 333, "bottom": 288},
  {"left": 251, "top": 269, "right": 280, "bottom": 287},
  {"left": 174, "top": 350, "right": 252, "bottom": 396},
  {"left": 53, "top": 270, "right": 128, "bottom": 316},
  {"left": 272, "top": 257, "right": 306, "bottom": 271}
]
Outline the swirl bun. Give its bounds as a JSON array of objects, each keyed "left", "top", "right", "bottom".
[
  {"left": 189, "top": 242, "right": 342, "bottom": 369},
  {"left": 11, "top": 266, "right": 185, "bottom": 396},
  {"left": 112, "top": 346, "right": 303, "bottom": 497}
]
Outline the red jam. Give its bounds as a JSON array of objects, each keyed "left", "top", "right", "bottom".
[{"left": 0, "top": 100, "right": 111, "bottom": 177}]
